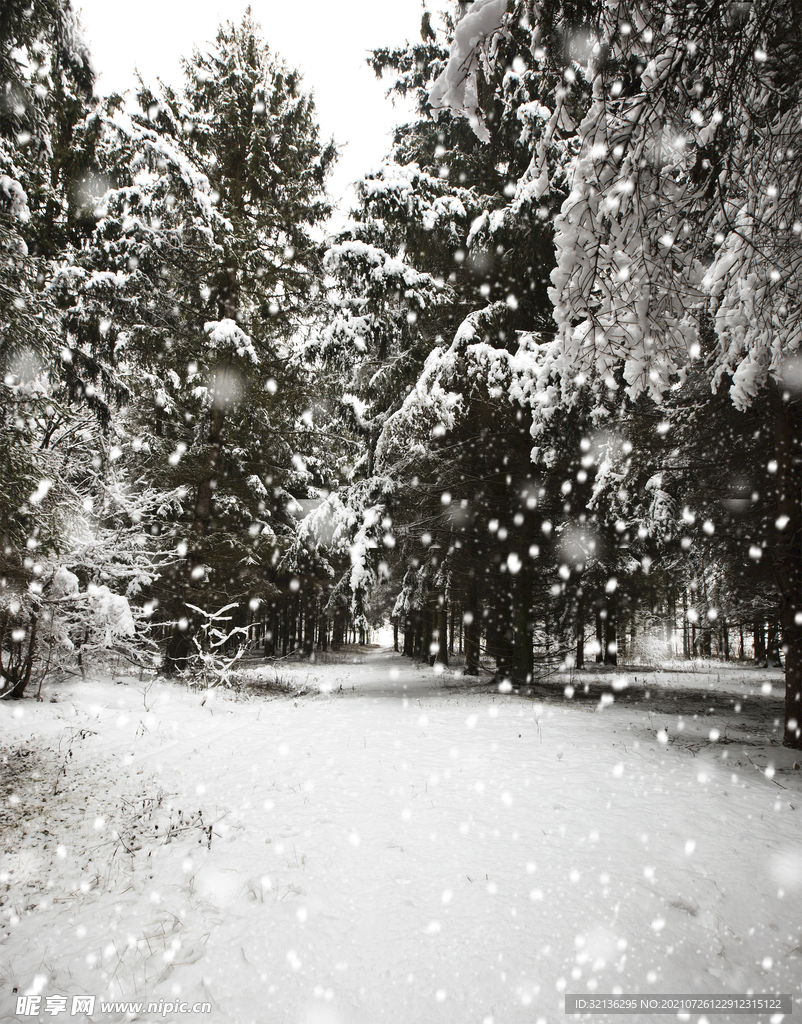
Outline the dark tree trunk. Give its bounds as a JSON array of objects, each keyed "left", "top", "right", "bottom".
[
  {"left": 575, "top": 591, "right": 585, "bottom": 670},
  {"left": 664, "top": 600, "right": 672, "bottom": 659},
  {"left": 332, "top": 606, "right": 344, "bottom": 648},
  {"left": 495, "top": 580, "right": 515, "bottom": 680},
  {"left": 403, "top": 614, "right": 414, "bottom": 658},
  {"left": 263, "top": 620, "right": 275, "bottom": 657},
  {"left": 511, "top": 502, "right": 536, "bottom": 684},
  {"left": 604, "top": 599, "right": 617, "bottom": 666},
  {"left": 595, "top": 608, "right": 604, "bottom": 663},
  {"left": 767, "top": 621, "right": 782, "bottom": 667},
  {"left": 282, "top": 605, "right": 290, "bottom": 656},
  {"left": 511, "top": 563, "right": 534, "bottom": 684},
  {"left": 303, "top": 610, "right": 315, "bottom": 657},
  {"left": 435, "top": 599, "right": 449, "bottom": 667},
  {"left": 422, "top": 598, "right": 434, "bottom": 665},
  {"left": 701, "top": 625, "right": 712, "bottom": 659},
  {"left": 754, "top": 620, "right": 765, "bottom": 663},
  {"left": 496, "top": 624, "right": 514, "bottom": 680},
  {"left": 464, "top": 576, "right": 480, "bottom": 676},
  {"left": 770, "top": 385, "right": 802, "bottom": 748},
  {"left": 486, "top": 608, "right": 498, "bottom": 665},
  {"left": 290, "top": 604, "right": 299, "bottom": 654},
  {"left": 0, "top": 613, "right": 38, "bottom": 698}
]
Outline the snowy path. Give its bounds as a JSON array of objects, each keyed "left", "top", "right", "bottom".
[{"left": 1, "top": 650, "right": 801, "bottom": 1023}]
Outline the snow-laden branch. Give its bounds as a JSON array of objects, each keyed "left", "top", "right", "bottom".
[
  {"left": 429, "top": 0, "right": 509, "bottom": 142},
  {"left": 429, "top": 0, "right": 802, "bottom": 409},
  {"left": 203, "top": 319, "right": 259, "bottom": 364}
]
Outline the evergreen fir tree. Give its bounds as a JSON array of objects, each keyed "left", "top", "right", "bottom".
[{"left": 56, "top": 14, "right": 335, "bottom": 670}]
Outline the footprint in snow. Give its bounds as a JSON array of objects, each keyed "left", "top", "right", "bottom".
[{"left": 670, "top": 898, "right": 699, "bottom": 916}]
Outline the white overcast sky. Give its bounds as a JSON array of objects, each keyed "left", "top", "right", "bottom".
[{"left": 74, "top": 0, "right": 452, "bottom": 212}]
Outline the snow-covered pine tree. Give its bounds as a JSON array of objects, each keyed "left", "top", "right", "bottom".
[
  {"left": 303, "top": 7, "right": 558, "bottom": 668},
  {"left": 57, "top": 14, "right": 335, "bottom": 671},
  {"left": 155, "top": 13, "right": 335, "bottom": 665},
  {"left": 1, "top": 0, "right": 93, "bottom": 526},
  {"left": 431, "top": 0, "right": 802, "bottom": 746},
  {"left": 153, "top": 10, "right": 334, "bottom": 547},
  {"left": 352, "top": 7, "right": 568, "bottom": 678},
  {"left": 0, "top": 0, "right": 102, "bottom": 696}
]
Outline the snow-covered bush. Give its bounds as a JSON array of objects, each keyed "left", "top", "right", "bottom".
[{"left": 1, "top": 563, "right": 137, "bottom": 698}]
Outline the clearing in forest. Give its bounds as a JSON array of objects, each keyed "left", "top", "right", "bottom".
[{"left": 1, "top": 649, "right": 800, "bottom": 1023}]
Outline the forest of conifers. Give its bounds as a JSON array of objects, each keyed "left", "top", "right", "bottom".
[{"left": 1, "top": 0, "right": 800, "bottom": 747}]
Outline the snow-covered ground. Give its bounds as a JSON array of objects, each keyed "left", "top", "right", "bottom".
[{"left": 1, "top": 649, "right": 800, "bottom": 1024}]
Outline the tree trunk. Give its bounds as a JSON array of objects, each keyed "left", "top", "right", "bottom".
[
  {"left": 701, "top": 624, "right": 712, "bottom": 659},
  {"left": 0, "top": 613, "right": 38, "bottom": 698},
  {"left": 511, "top": 561, "right": 534, "bottom": 684},
  {"left": 332, "top": 606, "right": 344, "bottom": 648},
  {"left": 754, "top": 620, "right": 765, "bottom": 663},
  {"left": 595, "top": 608, "right": 604, "bottom": 663},
  {"left": 288, "top": 602, "right": 297, "bottom": 654},
  {"left": 304, "top": 610, "right": 315, "bottom": 657},
  {"left": 575, "top": 591, "right": 585, "bottom": 670},
  {"left": 771, "top": 385, "right": 802, "bottom": 748},
  {"left": 604, "top": 599, "right": 617, "bottom": 666},
  {"left": 767, "top": 621, "right": 781, "bottom": 667},
  {"left": 497, "top": 623, "right": 514, "bottom": 680},
  {"left": 435, "top": 599, "right": 449, "bottom": 667},
  {"left": 421, "top": 602, "right": 434, "bottom": 664},
  {"left": 192, "top": 390, "right": 227, "bottom": 541},
  {"left": 464, "top": 576, "right": 480, "bottom": 676},
  {"left": 670, "top": 590, "right": 678, "bottom": 658},
  {"left": 486, "top": 607, "right": 498, "bottom": 665},
  {"left": 403, "top": 614, "right": 414, "bottom": 658},
  {"left": 495, "top": 579, "right": 515, "bottom": 680},
  {"left": 263, "top": 620, "right": 275, "bottom": 657},
  {"left": 165, "top": 610, "right": 191, "bottom": 674},
  {"left": 413, "top": 610, "right": 423, "bottom": 659}
]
